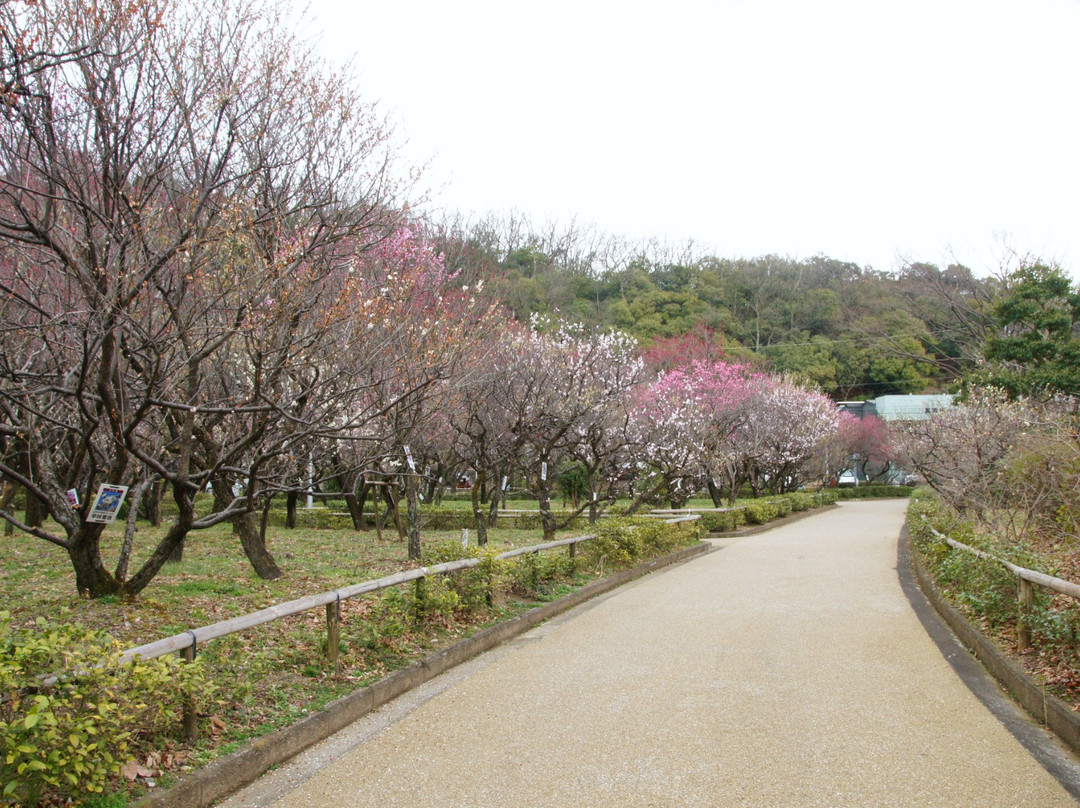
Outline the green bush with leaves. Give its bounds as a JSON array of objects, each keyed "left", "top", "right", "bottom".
[
  {"left": 425, "top": 542, "right": 504, "bottom": 612},
  {"left": 507, "top": 551, "right": 574, "bottom": 598},
  {"left": 835, "top": 484, "right": 913, "bottom": 500},
  {"left": 743, "top": 501, "right": 779, "bottom": 525},
  {"left": 580, "top": 517, "right": 700, "bottom": 569},
  {"left": 583, "top": 520, "right": 645, "bottom": 568},
  {"left": 0, "top": 613, "right": 209, "bottom": 807},
  {"left": 813, "top": 490, "right": 839, "bottom": 507},
  {"left": 788, "top": 492, "right": 814, "bottom": 512}
]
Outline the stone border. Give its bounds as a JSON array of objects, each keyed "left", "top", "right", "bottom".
[
  {"left": 137, "top": 541, "right": 712, "bottom": 808},
  {"left": 904, "top": 525, "right": 1080, "bottom": 772}
]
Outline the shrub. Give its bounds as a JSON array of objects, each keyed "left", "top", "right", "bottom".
[
  {"left": 507, "top": 551, "right": 574, "bottom": 598},
  {"left": 744, "top": 501, "right": 779, "bottom": 525},
  {"left": 813, "top": 490, "right": 839, "bottom": 507},
  {"left": 0, "top": 613, "right": 209, "bottom": 807},
  {"left": 698, "top": 512, "right": 731, "bottom": 532},
  {"left": 772, "top": 498, "right": 792, "bottom": 518},
  {"left": 835, "top": 484, "right": 912, "bottom": 500},
  {"left": 583, "top": 520, "right": 644, "bottom": 568},
  {"left": 425, "top": 542, "right": 504, "bottom": 612},
  {"left": 788, "top": 492, "right": 814, "bottom": 512}
]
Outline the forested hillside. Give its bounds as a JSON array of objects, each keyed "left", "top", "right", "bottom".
[{"left": 432, "top": 215, "right": 997, "bottom": 399}]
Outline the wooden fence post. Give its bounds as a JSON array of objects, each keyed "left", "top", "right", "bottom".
[
  {"left": 326, "top": 597, "right": 341, "bottom": 673},
  {"left": 1018, "top": 577, "right": 1034, "bottom": 651},
  {"left": 180, "top": 642, "right": 198, "bottom": 742},
  {"left": 413, "top": 576, "right": 426, "bottom": 625}
]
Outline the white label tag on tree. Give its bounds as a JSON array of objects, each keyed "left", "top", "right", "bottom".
[{"left": 87, "top": 484, "right": 129, "bottom": 524}]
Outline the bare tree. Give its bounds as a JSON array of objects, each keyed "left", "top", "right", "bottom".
[{"left": 0, "top": 0, "right": 409, "bottom": 596}]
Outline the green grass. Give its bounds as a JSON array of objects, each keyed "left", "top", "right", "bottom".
[{"left": 1, "top": 504, "right": 702, "bottom": 805}]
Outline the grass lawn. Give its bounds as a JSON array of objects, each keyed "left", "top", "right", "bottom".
[{"left": 1, "top": 505, "right": 699, "bottom": 804}]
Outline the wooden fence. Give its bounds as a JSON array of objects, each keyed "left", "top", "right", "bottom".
[
  {"left": 921, "top": 517, "right": 1080, "bottom": 651},
  {"left": 121, "top": 514, "right": 700, "bottom": 739}
]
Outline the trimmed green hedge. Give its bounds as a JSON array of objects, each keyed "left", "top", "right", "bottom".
[{"left": 835, "top": 485, "right": 913, "bottom": 499}]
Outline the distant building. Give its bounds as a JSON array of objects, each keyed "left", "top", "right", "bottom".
[{"left": 838, "top": 394, "right": 954, "bottom": 422}]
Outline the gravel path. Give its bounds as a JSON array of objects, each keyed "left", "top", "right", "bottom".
[{"left": 222, "top": 500, "right": 1080, "bottom": 807}]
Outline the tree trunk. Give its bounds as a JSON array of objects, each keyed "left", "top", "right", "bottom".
[
  {"left": 141, "top": 480, "right": 162, "bottom": 526},
  {"left": 706, "top": 478, "right": 723, "bottom": 508},
  {"left": 69, "top": 523, "right": 125, "bottom": 597},
  {"left": 24, "top": 492, "right": 44, "bottom": 528},
  {"left": 385, "top": 483, "right": 405, "bottom": 540},
  {"left": 405, "top": 474, "right": 422, "bottom": 560},
  {"left": 344, "top": 490, "right": 365, "bottom": 531},
  {"left": 470, "top": 471, "right": 488, "bottom": 546},
  {"left": 370, "top": 479, "right": 383, "bottom": 542},
  {"left": 286, "top": 490, "right": 298, "bottom": 529},
  {"left": 668, "top": 477, "right": 689, "bottom": 510},
  {"left": 234, "top": 510, "right": 283, "bottom": 580},
  {"left": 537, "top": 480, "right": 556, "bottom": 543},
  {"left": 2, "top": 481, "right": 18, "bottom": 535}
]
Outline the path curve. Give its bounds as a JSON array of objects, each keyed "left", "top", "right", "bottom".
[{"left": 222, "top": 500, "right": 1080, "bottom": 807}]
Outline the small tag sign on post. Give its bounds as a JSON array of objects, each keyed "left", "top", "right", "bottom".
[
  {"left": 403, "top": 445, "right": 416, "bottom": 472},
  {"left": 87, "top": 484, "right": 129, "bottom": 524},
  {"left": 461, "top": 528, "right": 469, "bottom": 548},
  {"left": 541, "top": 462, "right": 548, "bottom": 482}
]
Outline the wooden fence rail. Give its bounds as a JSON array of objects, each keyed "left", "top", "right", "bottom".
[
  {"left": 921, "top": 517, "right": 1080, "bottom": 651},
  {"left": 118, "top": 515, "right": 699, "bottom": 739}
]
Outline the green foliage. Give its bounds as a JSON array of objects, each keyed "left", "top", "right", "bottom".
[
  {"left": 580, "top": 517, "right": 700, "bottom": 570},
  {"left": 425, "top": 542, "right": 504, "bottom": 613},
  {"left": 264, "top": 507, "right": 354, "bottom": 530},
  {"left": 977, "top": 262, "right": 1080, "bottom": 397},
  {"left": 0, "top": 613, "right": 208, "bottom": 807},
  {"left": 556, "top": 464, "right": 589, "bottom": 506},
  {"left": 813, "top": 490, "right": 839, "bottom": 507},
  {"left": 508, "top": 551, "right": 574, "bottom": 598},
  {"left": 834, "top": 485, "right": 914, "bottom": 500},
  {"left": 788, "top": 492, "right": 814, "bottom": 512},
  {"left": 582, "top": 522, "right": 643, "bottom": 568},
  {"left": 743, "top": 501, "right": 779, "bottom": 525}
]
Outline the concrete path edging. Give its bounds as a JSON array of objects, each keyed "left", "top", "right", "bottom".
[
  {"left": 136, "top": 541, "right": 712, "bottom": 808},
  {"left": 905, "top": 525, "right": 1080, "bottom": 765}
]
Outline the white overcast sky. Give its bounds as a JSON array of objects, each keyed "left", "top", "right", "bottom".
[{"left": 303, "top": 0, "right": 1080, "bottom": 277}]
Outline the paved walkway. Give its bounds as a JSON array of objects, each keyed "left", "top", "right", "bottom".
[{"left": 222, "top": 500, "right": 1080, "bottom": 807}]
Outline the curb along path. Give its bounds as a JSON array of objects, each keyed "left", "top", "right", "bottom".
[{"left": 223, "top": 501, "right": 1080, "bottom": 807}]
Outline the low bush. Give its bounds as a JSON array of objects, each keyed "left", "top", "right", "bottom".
[
  {"left": 0, "top": 613, "right": 210, "bottom": 807},
  {"left": 579, "top": 517, "right": 700, "bottom": 571},
  {"left": 743, "top": 500, "right": 779, "bottom": 525},
  {"left": 424, "top": 542, "right": 504, "bottom": 612},
  {"left": 507, "top": 551, "right": 574, "bottom": 598},
  {"left": 835, "top": 484, "right": 913, "bottom": 500},
  {"left": 813, "top": 490, "right": 839, "bottom": 507},
  {"left": 788, "top": 492, "right": 814, "bottom": 512}
]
